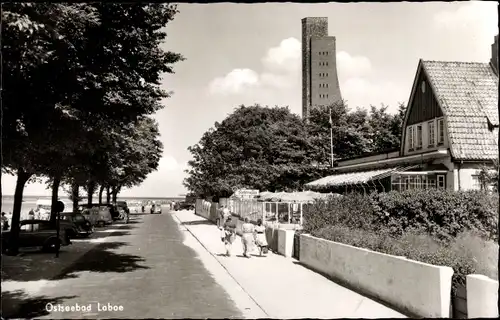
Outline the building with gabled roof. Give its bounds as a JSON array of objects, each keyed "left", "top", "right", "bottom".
[{"left": 306, "top": 36, "right": 499, "bottom": 194}]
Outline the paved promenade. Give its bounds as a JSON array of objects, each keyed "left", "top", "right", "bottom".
[
  {"left": 173, "top": 210, "right": 407, "bottom": 319},
  {"left": 2, "top": 211, "right": 258, "bottom": 319}
]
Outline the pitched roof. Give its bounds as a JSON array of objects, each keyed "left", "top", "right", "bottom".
[{"left": 422, "top": 60, "right": 498, "bottom": 160}]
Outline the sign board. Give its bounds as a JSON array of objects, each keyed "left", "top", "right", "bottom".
[{"left": 234, "top": 189, "right": 260, "bottom": 199}]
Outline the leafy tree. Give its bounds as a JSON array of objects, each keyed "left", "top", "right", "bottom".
[
  {"left": 306, "top": 102, "right": 372, "bottom": 165},
  {"left": 478, "top": 159, "right": 499, "bottom": 192},
  {"left": 2, "top": 3, "right": 101, "bottom": 253},
  {"left": 185, "top": 105, "right": 330, "bottom": 198},
  {"left": 306, "top": 102, "right": 407, "bottom": 167},
  {"left": 2, "top": 3, "right": 183, "bottom": 254},
  {"left": 366, "top": 103, "right": 406, "bottom": 152}
]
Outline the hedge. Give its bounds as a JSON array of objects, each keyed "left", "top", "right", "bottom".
[
  {"left": 302, "top": 189, "right": 499, "bottom": 295},
  {"left": 303, "top": 189, "right": 498, "bottom": 243}
]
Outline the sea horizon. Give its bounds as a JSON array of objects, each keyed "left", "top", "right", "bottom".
[{"left": 2, "top": 195, "right": 184, "bottom": 200}]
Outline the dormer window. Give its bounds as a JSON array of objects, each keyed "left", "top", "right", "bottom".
[{"left": 421, "top": 81, "right": 426, "bottom": 93}]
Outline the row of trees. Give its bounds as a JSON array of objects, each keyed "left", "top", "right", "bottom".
[
  {"left": 184, "top": 102, "right": 406, "bottom": 199},
  {"left": 2, "top": 3, "right": 183, "bottom": 254}
]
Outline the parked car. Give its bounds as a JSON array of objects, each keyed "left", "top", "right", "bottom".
[
  {"left": 80, "top": 204, "right": 113, "bottom": 227},
  {"left": 150, "top": 204, "right": 162, "bottom": 214},
  {"left": 175, "top": 201, "right": 195, "bottom": 211},
  {"left": 60, "top": 212, "right": 94, "bottom": 237},
  {"left": 1, "top": 220, "right": 71, "bottom": 253}
]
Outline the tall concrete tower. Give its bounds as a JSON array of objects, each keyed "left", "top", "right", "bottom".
[{"left": 302, "top": 17, "right": 342, "bottom": 119}]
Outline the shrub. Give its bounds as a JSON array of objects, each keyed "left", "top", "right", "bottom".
[{"left": 304, "top": 189, "right": 498, "bottom": 242}]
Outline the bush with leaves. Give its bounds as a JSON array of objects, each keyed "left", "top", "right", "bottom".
[{"left": 304, "top": 189, "right": 498, "bottom": 242}]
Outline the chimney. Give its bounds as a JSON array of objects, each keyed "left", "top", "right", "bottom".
[{"left": 491, "top": 34, "right": 498, "bottom": 74}]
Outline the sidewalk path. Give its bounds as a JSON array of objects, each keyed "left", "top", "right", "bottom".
[{"left": 173, "top": 210, "right": 407, "bottom": 319}]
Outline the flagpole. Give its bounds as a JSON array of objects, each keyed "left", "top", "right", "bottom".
[{"left": 329, "top": 107, "right": 334, "bottom": 168}]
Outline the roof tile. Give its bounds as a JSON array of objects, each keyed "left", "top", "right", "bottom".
[{"left": 423, "top": 60, "right": 499, "bottom": 160}]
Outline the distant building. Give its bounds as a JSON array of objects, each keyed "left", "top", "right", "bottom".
[
  {"left": 301, "top": 17, "right": 343, "bottom": 119},
  {"left": 306, "top": 35, "right": 499, "bottom": 194}
]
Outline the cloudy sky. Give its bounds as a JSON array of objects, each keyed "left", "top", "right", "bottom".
[{"left": 1, "top": 1, "right": 498, "bottom": 198}]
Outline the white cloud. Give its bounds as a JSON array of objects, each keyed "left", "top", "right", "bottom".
[
  {"left": 208, "top": 68, "right": 260, "bottom": 95},
  {"left": 341, "top": 77, "right": 407, "bottom": 113},
  {"left": 261, "top": 37, "right": 301, "bottom": 73},
  {"left": 434, "top": 1, "right": 498, "bottom": 34},
  {"left": 160, "top": 155, "right": 180, "bottom": 172},
  {"left": 207, "top": 37, "right": 406, "bottom": 113},
  {"left": 208, "top": 38, "right": 302, "bottom": 95},
  {"left": 336, "top": 51, "right": 372, "bottom": 78}
]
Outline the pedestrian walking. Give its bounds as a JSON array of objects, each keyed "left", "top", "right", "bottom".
[
  {"left": 222, "top": 216, "right": 237, "bottom": 256},
  {"left": 241, "top": 217, "right": 255, "bottom": 258},
  {"left": 218, "top": 205, "right": 230, "bottom": 228},
  {"left": 254, "top": 219, "right": 268, "bottom": 256}
]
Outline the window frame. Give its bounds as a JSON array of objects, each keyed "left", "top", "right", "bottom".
[
  {"left": 437, "top": 118, "right": 444, "bottom": 145},
  {"left": 416, "top": 125, "right": 423, "bottom": 149},
  {"left": 408, "top": 126, "right": 414, "bottom": 150},
  {"left": 437, "top": 175, "right": 445, "bottom": 189},
  {"left": 428, "top": 120, "right": 435, "bottom": 146}
]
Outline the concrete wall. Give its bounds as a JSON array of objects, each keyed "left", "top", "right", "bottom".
[
  {"left": 195, "top": 199, "right": 218, "bottom": 222},
  {"left": 299, "top": 234, "right": 454, "bottom": 318},
  {"left": 277, "top": 229, "right": 295, "bottom": 258},
  {"left": 466, "top": 274, "right": 499, "bottom": 318}
]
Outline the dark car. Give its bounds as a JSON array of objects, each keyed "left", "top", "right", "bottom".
[
  {"left": 60, "top": 212, "right": 93, "bottom": 237},
  {"left": 175, "top": 201, "right": 195, "bottom": 211},
  {"left": 2, "top": 220, "right": 71, "bottom": 253},
  {"left": 81, "top": 203, "right": 119, "bottom": 220}
]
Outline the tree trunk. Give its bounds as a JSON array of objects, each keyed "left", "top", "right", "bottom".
[
  {"left": 0, "top": 171, "right": 3, "bottom": 213},
  {"left": 8, "top": 168, "right": 32, "bottom": 255},
  {"left": 106, "top": 186, "right": 111, "bottom": 204},
  {"left": 112, "top": 186, "right": 120, "bottom": 203},
  {"left": 87, "top": 181, "right": 95, "bottom": 206},
  {"left": 98, "top": 185, "right": 104, "bottom": 205},
  {"left": 72, "top": 183, "right": 79, "bottom": 213},
  {"left": 50, "top": 175, "right": 62, "bottom": 223}
]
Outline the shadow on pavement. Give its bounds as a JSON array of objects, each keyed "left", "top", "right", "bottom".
[
  {"left": 87, "top": 231, "right": 131, "bottom": 240},
  {"left": 53, "top": 241, "right": 149, "bottom": 280},
  {"left": 1, "top": 290, "right": 77, "bottom": 319},
  {"left": 111, "top": 224, "right": 137, "bottom": 230},
  {"left": 120, "top": 219, "right": 143, "bottom": 223},
  {"left": 181, "top": 220, "right": 214, "bottom": 226}
]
